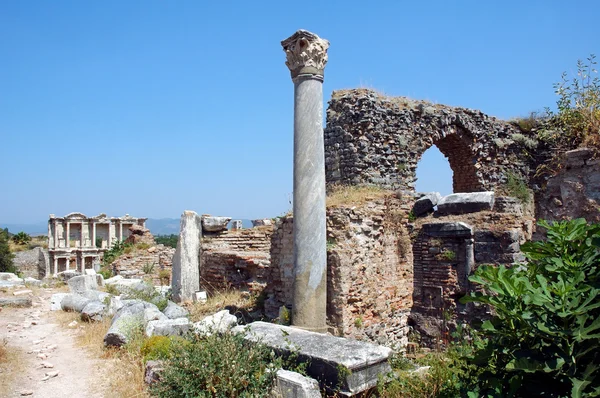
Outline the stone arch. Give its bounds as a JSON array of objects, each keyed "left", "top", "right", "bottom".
[{"left": 415, "top": 131, "right": 483, "bottom": 193}]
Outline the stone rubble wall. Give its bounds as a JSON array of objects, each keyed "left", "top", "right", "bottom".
[
  {"left": 324, "top": 89, "right": 533, "bottom": 193},
  {"left": 13, "top": 247, "right": 49, "bottom": 279},
  {"left": 535, "top": 148, "right": 600, "bottom": 228},
  {"left": 325, "top": 195, "right": 413, "bottom": 348},
  {"left": 200, "top": 226, "right": 273, "bottom": 294},
  {"left": 111, "top": 245, "right": 175, "bottom": 285}
]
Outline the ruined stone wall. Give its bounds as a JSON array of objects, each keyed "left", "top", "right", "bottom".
[
  {"left": 410, "top": 209, "right": 534, "bottom": 346},
  {"left": 325, "top": 195, "right": 413, "bottom": 348},
  {"left": 200, "top": 226, "right": 273, "bottom": 294},
  {"left": 324, "top": 89, "right": 533, "bottom": 193},
  {"left": 13, "top": 247, "right": 49, "bottom": 279},
  {"left": 111, "top": 245, "right": 175, "bottom": 285},
  {"left": 535, "top": 148, "right": 600, "bottom": 227}
]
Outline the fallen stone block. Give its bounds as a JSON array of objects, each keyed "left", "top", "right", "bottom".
[
  {"left": 61, "top": 294, "right": 92, "bottom": 313},
  {"left": 0, "top": 273, "right": 24, "bottom": 288},
  {"left": 436, "top": 191, "right": 495, "bottom": 215},
  {"left": 96, "top": 274, "right": 105, "bottom": 287},
  {"left": 201, "top": 216, "right": 231, "bottom": 232},
  {"left": 49, "top": 293, "right": 69, "bottom": 311},
  {"left": 144, "top": 307, "right": 168, "bottom": 323},
  {"left": 233, "top": 322, "right": 392, "bottom": 396},
  {"left": 13, "top": 290, "right": 32, "bottom": 296},
  {"left": 68, "top": 275, "right": 98, "bottom": 294},
  {"left": 0, "top": 297, "right": 32, "bottom": 307},
  {"left": 273, "top": 369, "right": 321, "bottom": 398},
  {"left": 193, "top": 310, "right": 237, "bottom": 335},
  {"left": 56, "top": 270, "right": 81, "bottom": 282},
  {"left": 104, "top": 300, "right": 160, "bottom": 347},
  {"left": 24, "top": 277, "right": 42, "bottom": 286},
  {"left": 192, "top": 291, "right": 207, "bottom": 303},
  {"left": 145, "top": 318, "right": 191, "bottom": 337},
  {"left": 82, "top": 290, "right": 111, "bottom": 302},
  {"left": 162, "top": 301, "right": 189, "bottom": 319},
  {"left": 412, "top": 192, "right": 442, "bottom": 216},
  {"left": 84, "top": 269, "right": 97, "bottom": 276},
  {"left": 81, "top": 301, "right": 106, "bottom": 322}
]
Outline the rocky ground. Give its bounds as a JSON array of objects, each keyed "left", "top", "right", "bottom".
[{"left": 0, "top": 287, "right": 106, "bottom": 398}]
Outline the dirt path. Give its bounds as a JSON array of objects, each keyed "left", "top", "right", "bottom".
[{"left": 1, "top": 288, "right": 106, "bottom": 398}]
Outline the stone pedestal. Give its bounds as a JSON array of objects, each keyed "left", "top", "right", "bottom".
[
  {"left": 171, "top": 211, "right": 202, "bottom": 303},
  {"left": 281, "top": 30, "right": 329, "bottom": 332}
]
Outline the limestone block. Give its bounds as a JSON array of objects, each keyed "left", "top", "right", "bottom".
[
  {"left": 82, "top": 290, "right": 111, "bottom": 302},
  {"left": 24, "top": 277, "right": 41, "bottom": 286},
  {"left": 436, "top": 192, "right": 495, "bottom": 215},
  {"left": 201, "top": 216, "right": 231, "bottom": 232},
  {"left": 81, "top": 301, "right": 106, "bottom": 322},
  {"left": 68, "top": 275, "right": 98, "bottom": 294},
  {"left": 104, "top": 301, "right": 158, "bottom": 347},
  {"left": 252, "top": 219, "right": 273, "bottom": 227},
  {"left": 144, "top": 307, "right": 168, "bottom": 323},
  {"left": 233, "top": 322, "right": 392, "bottom": 396},
  {"left": 57, "top": 270, "right": 81, "bottom": 281},
  {"left": 84, "top": 269, "right": 97, "bottom": 276},
  {"left": 422, "top": 222, "right": 473, "bottom": 238},
  {"left": 162, "top": 301, "right": 189, "bottom": 319},
  {"left": 193, "top": 291, "right": 207, "bottom": 303},
  {"left": 0, "top": 297, "right": 32, "bottom": 307},
  {"left": 145, "top": 318, "right": 191, "bottom": 337},
  {"left": 0, "top": 272, "right": 24, "bottom": 288},
  {"left": 193, "top": 310, "right": 237, "bottom": 335},
  {"left": 61, "top": 294, "right": 92, "bottom": 313},
  {"left": 412, "top": 192, "right": 442, "bottom": 216},
  {"left": 172, "top": 211, "right": 202, "bottom": 303},
  {"left": 272, "top": 369, "right": 321, "bottom": 398},
  {"left": 49, "top": 293, "right": 69, "bottom": 311},
  {"left": 96, "top": 274, "right": 105, "bottom": 287}
]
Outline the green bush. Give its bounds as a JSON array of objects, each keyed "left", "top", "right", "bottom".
[
  {"left": 544, "top": 54, "right": 600, "bottom": 149},
  {"left": 151, "top": 332, "right": 281, "bottom": 397},
  {"left": 140, "top": 336, "right": 188, "bottom": 363},
  {"left": 101, "top": 240, "right": 131, "bottom": 268},
  {"left": 460, "top": 218, "right": 600, "bottom": 397},
  {"left": 503, "top": 172, "right": 531, "bottom": 205},
  {"left": 11, "top": 231, "right": 31, "bottom": 245},
  {"left": 0, "top": 229, "right": 16, "bottom": 273}
]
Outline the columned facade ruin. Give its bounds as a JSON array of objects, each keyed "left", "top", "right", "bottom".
[
  {"left": 282, "top": 30, "right": 329, "bottom": 332},
  {"left": 47, "top": 213, "right": 147, "bottom": 276}
]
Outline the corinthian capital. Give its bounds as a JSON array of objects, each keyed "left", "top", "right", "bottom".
[{"left": 281, "top": 30, "right": 329, "bottom": 79}]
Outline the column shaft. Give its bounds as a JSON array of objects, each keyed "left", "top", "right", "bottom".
[{"left": 291, "top": 75, "right": 327, "bottom": 332}]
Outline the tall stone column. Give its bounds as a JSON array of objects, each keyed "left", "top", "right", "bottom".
[
  {"left": 281, "top": 30, "right": 329, "bottom": 332},
  {"left": 92, "top": 222, "right": 96, "bottom": 248},
  {"left": 54, "top": 220, "right": 59, "bottom": 248},
  {"left": 171, "top": 211, "right": 202, "bottom": 303},
  {"left": 66, "top": 222, "right": 70, "bottom": 248}
]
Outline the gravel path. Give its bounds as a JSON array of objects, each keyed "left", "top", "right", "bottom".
[{"left": 1, "top": 289, "right": 106, "bottom": 398}]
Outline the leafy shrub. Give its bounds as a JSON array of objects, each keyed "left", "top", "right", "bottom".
[
  {"left": 11, "top": 232, "right": 31, "bottom": 245},
  {"left": 0, "top": 230, "right": 16, "bottom": 273},
  {"left": 510, "top": 133, "right": 539, "bottom": 149},
  {"left": 503, "top": 172, "right": 531, "bottom": 204},
  {"left": 151, "top": 332, "right": 281, "bottom": 397},
  {"left": 98, "top": 267, "right": 113, "bottom": 280},
  {"left": 101, "top": 240, "right": 131, "bottom": 268},
  {"left": 545, "top": 54, "right": 600, "bottom": 149},
  {"left": 460, "top": 218, "right": 600, "bottom": 397},
  {"left": 155, "top": 234, "right": 178, "bottom": 248},
  {"left": 140, "top": 336, "right": 187, "bottom": 363},
  {"left": 122, "top": 286, "right": 169, "bottom": 312},
  {"left": 158, "top": 269, "right": 170, "bottom": 286},
  {"left": 136, "top": 242, "right": 151, "bottom": 250}
]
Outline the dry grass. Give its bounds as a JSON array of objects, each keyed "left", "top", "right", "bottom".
[
  {"left": 186, "top": 288, "right": 253, "bottom": 323},
  {"left": 0, "top": 338, "right": 27, "bottom": 396},
  {"left": 8, "top": 236, "right": 48, "bottom": 253},
  {"left": 326, "top": 184, "right": 391, "bottom": 208},
  {"left": 52, "top": 311, "right": 149, "bottom": 398}
]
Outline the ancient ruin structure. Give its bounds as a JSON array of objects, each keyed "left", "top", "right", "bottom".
[
  {"left": 324, "top": 89, "right": 534, "bottom": 193},
  {"left": 282, "top": 29, "right": 329, "bottom": 332},
  {"left": 47, "top": 213, "right": 146, "bottom": 276}
]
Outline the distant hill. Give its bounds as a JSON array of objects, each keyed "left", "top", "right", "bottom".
[{"left": 0, "top": 218, "right": 256, "bottom": 238}]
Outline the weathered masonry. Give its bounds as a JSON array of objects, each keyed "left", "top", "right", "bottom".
[
  {"left": 324, "top": 89, "right": 534, "bottom": 193},
  {"left": 47, "top": 213, "right": 146, "bottom": 276}
]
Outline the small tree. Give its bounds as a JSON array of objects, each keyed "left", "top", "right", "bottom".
[
  {"left": 461, "top": 219, "right": 600, "bottom": 397},
  {"left": 545, "top": 54, "right": 600, "bottom": 149},
  {"left": 12, "top": 231, "right": 31, "bottom": 245},
  {"left": 0, "top": 229, "right": 16, "bottom": 273}
]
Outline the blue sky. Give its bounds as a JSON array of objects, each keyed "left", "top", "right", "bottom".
[{"left": 1, "top": 0, "right": 598, "bottom": 224}]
